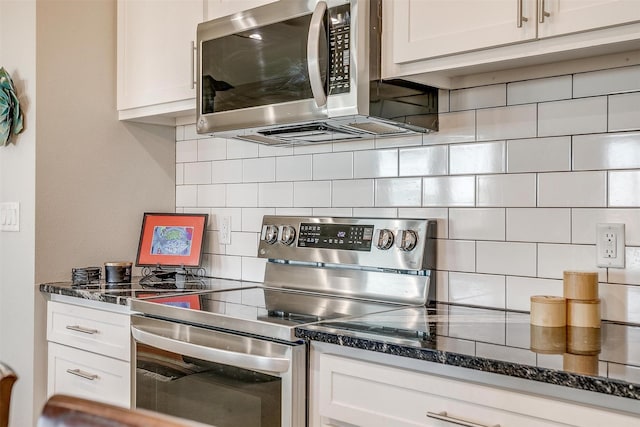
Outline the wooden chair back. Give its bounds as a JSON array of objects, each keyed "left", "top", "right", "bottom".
[
  {"left": 38, "top": 394, "right": 210, "bottom": 427},
  {"left": 0, "top": 362, "right": 17, "bottom": 427}
]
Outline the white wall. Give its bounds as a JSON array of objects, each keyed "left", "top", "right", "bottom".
[
  {"left": 176, "top": 60, "right": 640, "bottom": 325},
  {"left": 1, "top": 1, "right": 176, "bottom": 425}
]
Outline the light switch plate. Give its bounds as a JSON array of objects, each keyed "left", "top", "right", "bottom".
[
  {"left": 0, "top": 202, "right": 20, "bottom": 232},
  {"left": 596, "top": 223, "right": 625, "bottom": 268}
]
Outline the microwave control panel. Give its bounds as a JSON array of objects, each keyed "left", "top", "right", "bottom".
[{"left": 328, "top": 4, "right": 351, "bottom": 95}]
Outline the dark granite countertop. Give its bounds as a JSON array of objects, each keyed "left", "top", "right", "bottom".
[{"left": 295, "top": 303, "right": 640, "bottom": 403}]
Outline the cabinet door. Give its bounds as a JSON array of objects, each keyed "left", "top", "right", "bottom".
[
  {"left": 538, "top": 0, "right": 640, "bottom": 38},
  {"left": 205, "top": 0, "right": 277, "bottom": 21},
  {"left": 117, "top": 0, "right": 203, "bottom": 111},
  {"left": 390, "top": 0, "right": 538, "bottom": 64},
  {"left": 48, "top": 342, "right": 131, "bottom": 408}
]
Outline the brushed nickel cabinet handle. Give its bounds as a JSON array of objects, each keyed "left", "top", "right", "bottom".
[
  {"left": 539, "top": 0, "right": 551, "bottom": 23},
  {"left": 427, "top": 411, "right": 500, "bottom": 427},
  {"left": 65, "top": 325, "right": 99, "bottom": 335},
  {"left": 517, "top": 0, "right": 528, "bottom": 28},
  {"left": 66, "top": 368, "right": 99, "bottom": 381}
]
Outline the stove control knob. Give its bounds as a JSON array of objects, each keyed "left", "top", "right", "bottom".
[
  {"left": 376, "top": 229, "right": 395, "bottom": 250},
  {"left": 396, "top": 229, "right": 418, "bottom": 251},
  {"left": 262, "top": 225, "right": 279, "bottom": 245},
  {"left": 280, "top": 225, "right": 297, "bottom": 246}
]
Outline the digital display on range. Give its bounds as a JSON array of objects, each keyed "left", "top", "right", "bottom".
[{"left": 297, "top": 223, "right": 374, "bottom": 251}]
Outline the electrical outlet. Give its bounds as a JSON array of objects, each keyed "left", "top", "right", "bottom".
[
  {"left": 596, "top": 223, "right": 625, "bottom": 268},
  {"left": 220, "top": 215, "right": 231, "bottom": 245}
]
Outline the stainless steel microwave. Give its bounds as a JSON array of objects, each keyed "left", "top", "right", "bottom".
[{"left": 196, "top": 0, "right": 438, "bottom": 145}]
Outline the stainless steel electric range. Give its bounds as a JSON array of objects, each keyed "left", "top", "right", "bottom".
[{"left": 130, "top": 216, "right": 436, "bottom": 427}]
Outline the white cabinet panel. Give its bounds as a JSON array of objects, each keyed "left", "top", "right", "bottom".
[
  {"left": 314, "top": 352, "right": 640, "bottom": 427},
  {"left": 48, "top": 342, "right": 131, "bottom": 408},
  {"left": 538, "top": 0, "right": 640, "bottom": 38},
  {"left": 47, "top": 300, "right": 131, "bottom": 361},
  {"left": 117, "top": 0, "right": 204, "bottom": 121},
  {"left": 392, "top": 0, "right": 537, "bottom": 63}
]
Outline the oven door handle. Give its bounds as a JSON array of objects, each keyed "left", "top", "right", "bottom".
[{"left": 131, "top": 325, "right": 291, "bottom": 374}]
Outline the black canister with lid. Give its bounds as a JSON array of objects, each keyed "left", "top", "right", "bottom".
[{"left": 104, "top": 262, "right": 132, "bottom": 283}]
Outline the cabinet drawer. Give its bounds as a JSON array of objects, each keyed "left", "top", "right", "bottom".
[
  {"left": 47, "top": 301, "right": 130, "bottom": 361},
  {"left": 48, "top": 342, "right": 131, "bottom": 408},
  {"left": 319, "top": 354, "right": 640, "bottom": 427}
]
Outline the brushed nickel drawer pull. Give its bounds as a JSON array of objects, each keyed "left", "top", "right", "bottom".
[
  {"left": 427, "top": 411, "right": 500, "bottom": 427},
  {"left": 65, "top": 325, "right": 99, "bottom": 335},
  {"left": 517, "top": 0, "right": 528, "bottom": 27},
  {"left": 66, "top": 368, "right": 99, "bottom": 381},
  {"left": 539, "top": 0, "right": 551, "bottom": 23}
]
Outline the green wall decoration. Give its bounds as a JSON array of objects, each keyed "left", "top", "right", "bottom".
[{"left": 0, "top": 67, "right": 24, "bottom": 146}]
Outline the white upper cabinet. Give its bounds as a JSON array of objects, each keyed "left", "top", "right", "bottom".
[
  {"left": 117, "top": 0, "right": 204, "bottom": 124},
  {"left": 205, "top": 0, "right": 277, "bottom": 21},
  {"left": 538, "top": 0, "right": 640, "bottom": 38},
  {"left": 384, "top": 0, "right": 640, "bottom": 88},
  {"left": 391, "top": 0, "right": 537, "bottom": 63}
]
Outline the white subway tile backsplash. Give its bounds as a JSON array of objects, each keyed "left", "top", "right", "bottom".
[
  {"left": 450, "top": 141, "right": 505, "bottom": 175},
  {"left": 423, "top": 176, "right": 475, "bottom": 207},
  {"left": 573, "top": 132, "right": 640, "bottom": 170},
  {"left": 538, "top": 97, "right": 607, "bottom": 137},
  {"left": 212, "top": 159, "right": 242, "bottom": 184},
  {"left": 176, "top": 164, "right": 184, "bottom": 185},
  {"left": 175, "top": 193, "right": 191, "bottom": 210},
  {"left": 505, "top": 277, "right": 563, "bottom": 311},
  {"left": 226, "top": 183, "right": 258, "bottom": 207},
  {"left": 332, "top": 179, "right": 374, "bottom": 207},
  {"left": 276, "top": 155, "right": 312, "bottom": 181},
  {"left": 175, "top": 64, "right": 640, "bottom": 317},
  {"left": 538, "top": 171, "right": 606, "bottom": 207},
  {"left": 449, "top": 272, "right": 505, "bottom": 308},
  {"left": 435, "top": 239, "right": 476, "bottom": 272},
  {"left": 449, "top": 208, "right": 505, "bottom": 241},
  {"left": 398, "top": 208, "right": 449, "bottom": 239},
  {"left": 294, "top": 181, "right": 331, "bottom": 207},
  {"left": 477, "top": 104, "right": 537, "bottom": 141},
  {"left": 450, "top": 84, "right": 506, "bottom": 111},
  {"left": 198, "top": 137, "right": 226, "bottom": 161},
  {"left": 609, "top": 92, "right": 640, "bottom": 132},
  {"left": 241, "top": 208, "right": 274, "bottom": 232},
  {"left": 225, "top": 232, "right": 258, "bottom": 257},
  {"left": 184, "top": 162, "right": 212, "bottom": 184},
  {"left": 537, "top": 244, "right": 605, "bottom": 281},
  {"left": 506, "top": 208, "right": 571, "bottom": 243},
  {"left": 422, "top": 110, "right": 476, "bottom": 145},
  {"left": 354, "top": 149, "right": 398, "bottom": 178},
  {"left": 399, "top": 145, "right": 448, "bottom": 177},
  {"left": 375, "top": 178, "right": 421, "bottom": 207},
  {"left": 243, "top": 157, "right": 275, "bottom": 182},
  {"left": 258, "top": 182, "right": 293, "bottom": 207},
  {"left": 477, "top": 241, "right": 537, "bottom": 277},
  {"left": 574, "top": 65, "right": 640, "bottom": 97},
  {"left": 599, "top": 283, "right": 640, "bottom": 324},
  {"left": 608, "top": 247, "right": 640, "bottom": 285},
  {"left": 313, "top": 152, "right": 353, "bottom": 180},
  {"left": 609, "top": 170, "right": 640, "bottom": 207},
  {"left": 227, "top": 139, "right": 259, "bottom": 159},
  {"left": 507, "top": 136, "right": 571, "bottom": 173},
  {"left": 477, "top": 174, "right": 536, "bottom": 207},
  {"left": 507, "top": 75, "right": 572, "bottom": 105},
  {"left": 176, "top": 139, "right": 198, "bottom": 163},
  {"left": 572, "top": 208, "right": 640, "bottom": 245}
]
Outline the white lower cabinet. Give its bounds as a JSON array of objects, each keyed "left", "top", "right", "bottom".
[
  {"left": 313, "top": 352, "right": 640, "bottom": 427},
  {"left": 46, "top": 300, "right": 131, "bottom": 408}
]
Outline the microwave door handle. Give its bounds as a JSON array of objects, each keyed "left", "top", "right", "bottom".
[
  {"left": 307, "top": 1, "right": 328, "bottom": 107},
  {"left": 131, "top": 325, "right": 290, "bottom": 374}
]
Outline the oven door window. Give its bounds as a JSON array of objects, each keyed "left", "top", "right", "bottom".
[{"left": 136, "top": 343, "right": 281, "bottom": 427}]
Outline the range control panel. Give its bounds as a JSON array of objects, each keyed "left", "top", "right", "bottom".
[{"left": 258, "top": 216, "right": 436, "bottom": 271}]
